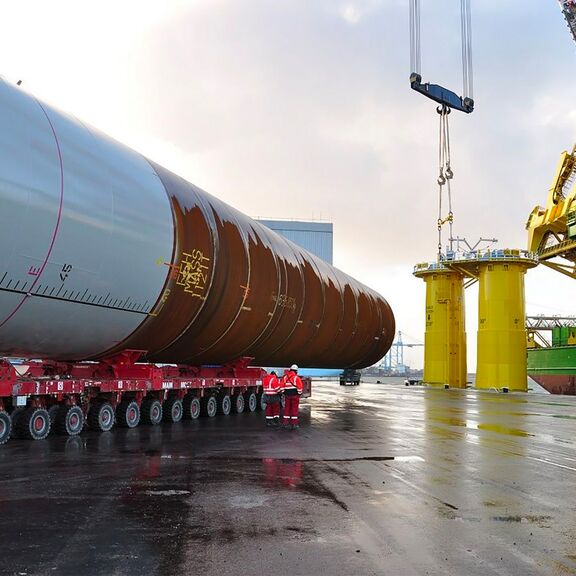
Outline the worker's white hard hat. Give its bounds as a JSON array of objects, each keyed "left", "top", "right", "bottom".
[{"left": 290, "top": 364, "right": 298, "bottom": 371}]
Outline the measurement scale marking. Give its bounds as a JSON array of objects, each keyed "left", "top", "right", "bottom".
[{"left": 0, "top": 285, "right": 147, "bottom": 315}]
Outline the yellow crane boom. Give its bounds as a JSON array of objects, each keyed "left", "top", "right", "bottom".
[
  {"left": 528, "top": 5, "right": 576, "bottom": 276},
  {"left": 559, "top": 0, "right": 576, "bottom": 45},
  {"left": 526, "top": 145, "right": 576, "bottom": 277}
]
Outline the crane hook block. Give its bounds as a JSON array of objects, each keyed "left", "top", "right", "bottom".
[{"left": 410, "top": 73, "right": 474, "bottom": 114}]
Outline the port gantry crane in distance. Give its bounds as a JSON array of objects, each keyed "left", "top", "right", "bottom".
[
  {"left": 525, "top": 1, "right": 576, "bottom": 278},
  {"left": 380, "top": 332, "right": 424, "bottom": 374}
]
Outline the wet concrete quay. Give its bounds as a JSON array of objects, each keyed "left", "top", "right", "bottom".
[{"left": 2, "top": 379, "right": 576, "bottom": 576}]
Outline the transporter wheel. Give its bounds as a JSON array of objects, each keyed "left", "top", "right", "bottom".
[
  {"left": 48, "top": 405, "right": 60, "bottom": 426},
  {"left": 201, "top": 396, "right": 218, "bottom": 418},
  {"left": 88, "top": 402, "right": 115, "bottom": 432},
  {"left": 256, "top": 392, "right": 264, "bottom": 411},
  {"left": 0, "top": 411, "right": 12, "bottom": 444},
  {"left": 183, "top": 395, "right": 201, "bottom": 420},
  {"left": 56, "top": 405, "right": 84, "bottom": 436},
  {"left": 17, "top": 407, "right": 51, "bottom": 440},
  {"left": 10, "top": 408, "right": 25, "bottom": 439},
  {"left": 233, "top": 393, "right": 245, "bottom": 414},
  {"left": 246, "top": 392, "right": 258, "bottom": 413},
  {"left": 141, "top": 399, "right": 163, "bottom": 425},
  {"left": 163, "top": 398, "right": 183, "bottom": 423},
  {"left": 116, "top": 400, "right": 140, "bottom": 429},
  {"left": 218, "top": 395, "right": 231, "bottom": 416}
]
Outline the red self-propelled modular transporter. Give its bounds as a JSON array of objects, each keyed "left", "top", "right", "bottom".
[{"left": 0, "top": 79, "right": 395, "bottom": 443}]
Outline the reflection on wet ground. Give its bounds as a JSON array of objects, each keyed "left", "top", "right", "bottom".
[{"left": 2, "top": 379, "right": 576, "bottom": 575}]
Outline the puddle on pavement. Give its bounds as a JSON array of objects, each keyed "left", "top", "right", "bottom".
[
  {"left": 142, "top": 490, "right": 191, "bottom": 496},
  {"left": 482, "top": 500, "right": 504, "bottom": 508},
  {"left": 300, "top": 466, "right": 349, "bottom": 511},
  {"left": 476, "top": 423, "right": 532, "bottom": 437},
  {"left": 393, "top": 455, "right": 425, "bottom": 462},
  {"left": 428, "top": 416, "right": 532, "bottom": 437},
  {"left": 430, "top": 416, "right": 467, "bottom": 427},
  {"left": 491, "top": 515, "right": 552, "bottom": 525}
]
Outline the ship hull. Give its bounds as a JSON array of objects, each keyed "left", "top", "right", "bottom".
[{"left": 527, "top": 346, "right": 576, "bottom": 395}]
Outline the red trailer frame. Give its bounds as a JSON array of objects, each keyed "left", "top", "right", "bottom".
[{"left": 0, "top": 351, "right": 311, "bottom": 444}]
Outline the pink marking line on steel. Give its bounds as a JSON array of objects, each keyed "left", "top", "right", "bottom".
[{"left": 0, "top": 100, "right": 65, "bottom": 329}]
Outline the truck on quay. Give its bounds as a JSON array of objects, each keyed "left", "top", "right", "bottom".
[
  {"left": 339, "top": 369, "right": 362, "bottom": 386},
  {"left": 0, "top": 354, "right": 312, "bottom": 444}
]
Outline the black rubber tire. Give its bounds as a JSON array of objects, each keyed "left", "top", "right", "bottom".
[
  {"left": 141, "top": 399, "right": 163, "bottom": 425},
  {"left": 17, "top": 407, "right": 51, "bottom": 440},
  {"left": 233, "top": 393, "right": 245, "bottom": 414},
  {"left": 256, "top": 392, "right": 264, "bottom": 411},
  {"left": 88, "top": 402, "right": 115, "bottom": 432},
  {"left": 56, "top": 405, "right": 84, "bottom": 436},
  {"left": 48, "top": 405, "right": 60, "bottom": 426},
  {"left": 163, "top": 398, "right": 183, "bottom": 423},
  {"left": 183, "top": 395, "right": 201, "bottom": 420},
  {"left": 201, "top": 396, "right": 218, "bottom": 418},
  {"left": 218, "top": 395, "right": 231, "bottom": 415},
  {"left": 116, "top": 400, "right": 140, "bottom": 428},
  {"left": 10, "top": 408, "right": 25, "bottom": 439},
  {"left": 246, "top": 392, "right": 258, "bottom": 413},
  {"left": 0, "top": 411, "right": 12, "bottom": 444}
]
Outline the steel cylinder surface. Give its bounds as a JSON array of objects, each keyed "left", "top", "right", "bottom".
[
  {"left": 476, "top": 261, "right": 530, "bottom": 391},
  {"left": 0, "top": 79, "right": 394, "bottom": 367},
  {"left": 414, "top": 267, "right": 466, "bottom": 388}
]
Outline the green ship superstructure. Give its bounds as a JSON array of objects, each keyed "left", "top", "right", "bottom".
[{"left": 527, "top": 325, "right": 576, "bottom": 394}]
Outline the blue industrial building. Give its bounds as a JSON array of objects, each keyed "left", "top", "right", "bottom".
[{"left": 258, "top": 219, "right": 333, "bottom": 264}]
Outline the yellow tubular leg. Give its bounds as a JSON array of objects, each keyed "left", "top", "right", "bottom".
[
  {"left": 417, "top": 270, "right": 467, "bottom": 389},
  {"left": 476, "top": 262, "right": 530, "bottom": 391}
]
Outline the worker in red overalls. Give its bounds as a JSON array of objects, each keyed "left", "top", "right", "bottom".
[
  {"left": 282, "top": 364, "right": 303, "bottom": 429},
  {"left": 263, "top": 370, "right": 282, "bottom": 427}
]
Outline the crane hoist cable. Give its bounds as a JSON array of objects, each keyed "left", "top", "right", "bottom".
[
  {"left": 437, "top": 105, "right": 454, "bottom": 259},
  {"left": 409, "top": 0, "right": 474, "bottom": 259},
  {"left": 409, "top": 0, "right": 474, "bottom": 113},
  {"left": 460, "top": 0, "right": 473, "bottom": 102}
]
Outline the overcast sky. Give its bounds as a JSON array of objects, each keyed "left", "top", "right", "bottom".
[{"left": 2, "top": 0, "right": 575, "bottom": 369}]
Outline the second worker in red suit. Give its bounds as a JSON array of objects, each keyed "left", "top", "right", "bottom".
[
  {"left": 282, "top": 364, "right": 303, "bottom": 429},
  {"left": 263, "top": 370, "right": 282, "bottom": 427}
]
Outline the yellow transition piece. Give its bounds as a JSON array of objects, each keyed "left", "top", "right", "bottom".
[
  {"left": 476, "top": 260, "right": 533, "bottom": 391},
  {"left": 413, "top": 266, "right": 467, "bottom": 389}
]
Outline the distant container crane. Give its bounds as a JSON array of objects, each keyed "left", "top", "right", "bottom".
[{"left": 380, "top": 331, "right": 424, "bottom": 375}]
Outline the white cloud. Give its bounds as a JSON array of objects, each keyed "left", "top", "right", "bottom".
[
  {"left": 339, "top": 3, "right": 362, "bottom": 24},
  {"left": 336, "top": 0, "right": 388, "bottom": 24}
]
